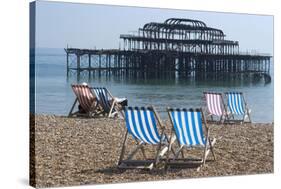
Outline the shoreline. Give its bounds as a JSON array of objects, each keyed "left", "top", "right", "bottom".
[
  {"left": 34, "top": 113, "right": 275, "bottom": 125},
  {"left": 31, "top": 114, "right": 273, "bottom": 188}
]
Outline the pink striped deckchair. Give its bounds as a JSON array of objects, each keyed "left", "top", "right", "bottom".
[
  {"left": 68, "top": 84, "right": 100, "bottom": 117},
  {"left": 203, "top": 92, "right": 229, "bottom": 123}
]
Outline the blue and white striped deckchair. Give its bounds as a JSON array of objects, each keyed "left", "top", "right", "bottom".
[
  {"left": 166, "top": 108, "right": 216, "bottom": 170},
  {"left": 92, "top": 87, "right": 125, "bottom": 118},
  {"left": 118, "top": 106, "right": 174, "bottom": 170},
  {"left": 225, "top": 92, "right": 251, "bottom": 123}
]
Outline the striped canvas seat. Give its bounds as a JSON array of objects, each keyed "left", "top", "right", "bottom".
[
  {"left": 204, "top": 92, "right": 224, "bottom": 116},
  {"left": 225, "top": 92, "right": 251, "bottom": 123},
  {"left": 118, "top": 106, "right": 172, "bottom": 170},
  {"left": 69, "top": 84, "right": 97, "bottom": 116},
  {"left": 92, "top": 87, "right": 112, "bottom": 113},
  {"left": 169, "top": 108, "right": 206, "bottom": 146},
  {"left": 125, "top": 107, "right": 161, "bottom": 144},
  {"left": 225, "top": 92, "right": 245, "bottom": 115},
  {"left": 203, "top": 92, "right": 228, "bottom": 122},
  {"left": 166, "top": 108, "right": 216, "bottom": 170}
]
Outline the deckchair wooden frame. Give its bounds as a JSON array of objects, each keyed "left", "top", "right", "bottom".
[
  {"left": 224, "top": 92, "right": 251, "bottom": 124},
  {"left": 165, "top": 108, "right": 216, "bottom": 171},
  {"left": 203, "top": 92, "right": 229, "bottom": 123},
  {"left": 118, "top": 106, "right": 176, "bottom": 170}
]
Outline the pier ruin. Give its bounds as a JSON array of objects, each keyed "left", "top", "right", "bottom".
[{"left": 65, "top": 18, "right": 272, "bottom": 82}]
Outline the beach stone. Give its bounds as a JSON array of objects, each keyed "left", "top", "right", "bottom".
[{"left": 32, "top": 115, "right": 273, "bottom": 188}]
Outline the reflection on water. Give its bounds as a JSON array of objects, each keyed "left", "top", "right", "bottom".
[{"left": 35, "top": 50, "right": 274, "bottom": 123}]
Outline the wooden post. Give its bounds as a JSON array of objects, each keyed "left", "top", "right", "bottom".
[
  {"left": 77, "top": 54, "right": 80, "bottom": 79},
  {"left": 268, "top": 58, "right": 270, "bottom": 74},
  {"left": 109, "top": 55, "right": 111, "bottom": 77},
  {"left": 88, "top": 53, "right": 91, "bottom": 79},
  {"left": 66, "top": 51, "right": 69, "bottom": 77},
  {"left": 98, "top": 54, "right": 101, "bottom": 77}
]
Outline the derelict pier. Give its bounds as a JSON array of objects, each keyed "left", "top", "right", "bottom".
[{"left": 65, "top": 18, "right": 272, "bottom": 82}]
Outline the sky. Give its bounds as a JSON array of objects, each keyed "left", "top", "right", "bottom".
[{"left": 35, "top": 0, "right": 274, "bottom": 54}]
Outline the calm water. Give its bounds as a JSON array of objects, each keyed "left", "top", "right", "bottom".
[{"left": 35, "top": 48, "right": 274, "bottom": 123}]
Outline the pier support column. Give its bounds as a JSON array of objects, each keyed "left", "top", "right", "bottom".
[
  {"left": 99, "top": 55, "right": 101, "bottom": 77},
  {"left": 88, "top": 54, "right": 91, "bottom": 79},
  {"left": 77, "top": 54, "right": 80, "bottom": 80},
  {"left": 66, "top": 52, "right": 69, "bottom": 77}
]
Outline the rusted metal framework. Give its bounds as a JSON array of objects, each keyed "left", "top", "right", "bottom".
[
  {"left": 121, "top": 18, "right": 239, "bottom": 54},
  {"left": 65, "top": 18, "right": 272, "bottom": 82}
]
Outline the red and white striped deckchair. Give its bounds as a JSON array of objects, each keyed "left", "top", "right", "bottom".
[
  {"left": 203, "top": 92, "right": 229, "bottom": 123},
  {"left": 68, "top": 84, "right": 100, "bottom": 117}
]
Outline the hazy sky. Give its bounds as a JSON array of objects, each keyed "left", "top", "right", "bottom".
[{"left": 35, "top": 1, "right": 273, "bottom": 54}]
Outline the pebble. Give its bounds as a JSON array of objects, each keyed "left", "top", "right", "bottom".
[{"left": 31, "top": 114, "right": 273, "bottom": 188}]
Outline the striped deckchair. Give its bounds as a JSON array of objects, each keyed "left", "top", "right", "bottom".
[
  {"left": 118, "top": 106, "right": 175, "bottom": 170},
  {"left": 203, "top": 92, "right": 229, "bottom": 123},
  {"left": 68, "top": 84, "right": 100, "bottom": 117},
  {"left": 92, "top": 87, "right": 125, "bottom": 118},
  {"left": 166, "top": 108, "right": 216, "bottom": 170},
  {"left": 225, "top": 92, "right": 251, "bottom": 123}
]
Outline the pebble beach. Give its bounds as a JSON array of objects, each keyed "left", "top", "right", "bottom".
[{"left": 31, "top": 114, "right": 273, "bottom": 188}]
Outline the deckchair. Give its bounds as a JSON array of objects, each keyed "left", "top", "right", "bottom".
[
  {"left": 166, "top": 108, "right": 216, "bottom": 170},
  {"left": 118, "top": 106, "right": 175, "bottom": 170},
  {"left": 68, "top": 84, "right": 100, "bottom": 117},
  {"left": 224, "top": 92, "right": 251, "bottom": 123},
  {"left": 92, "top": 87, "right": 126, "bottom": 118},
  {"left": 203, "top": 92, "right": 229, "bottom": 123}
]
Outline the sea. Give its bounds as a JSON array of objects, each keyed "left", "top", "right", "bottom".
[{"left": 34, "top": 48, "right": 274, "bottom": 123}]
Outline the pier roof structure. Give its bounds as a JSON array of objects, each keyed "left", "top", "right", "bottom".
[{"left": 120, "top": 18, "right": 240, "bottom": 54}]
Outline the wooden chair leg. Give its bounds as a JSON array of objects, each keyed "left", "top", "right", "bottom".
[
  {"left": 140, "top": 143, "right": 147, "bottom": 159},
  {"left": 125, "top": 139, "right": 146, "bottom": 160},
  {"left": 219, "top": 115, "right": 224, "bottom": 124},
  {"left": 68, "top": 98, "right": 78, "bottom": 117},
  {"left": 174, "top": 145, "right": 184, "bottom": 160},
  {"left": 247, "top": 109, "right": 252, "bottom": 123},
  {"left": 202, "top": 144, "right": 208, "bottom": 166},
  {"left": 209, "top": 138, "right": 216, "bottom": 160},
  {"left": 117, "top": 103, "right": 125, "bottom": 119},
  {"left": 154, "top": 131, "right": 164, "bottom": 165},
  {"left": 164, "top": 134, "right": 176, "bottom": 171},
  {"left": 202, "top": 126, "right": 211, "bottom": 165},
  {"left": 126, "top": 142, "right": 145, "bottom": 160},
  {"left": 181, "top": 148, "right": 185, "bottom": 158},
  {"left": 167, "top": 135, "right": 177, "bottom": 156},
  {"left": 118, "top": 130, "right": 128, "bottom": 165},
  {"left": 108, "top": 100, "right": 117, "bottom": 118}
]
